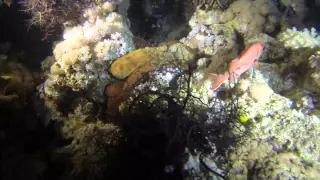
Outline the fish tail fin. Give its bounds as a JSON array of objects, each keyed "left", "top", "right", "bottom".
[
  {"left": 208, "top": 73, "right": 229, "bottom": 91},
  {"left": 208, "top": 73, "right": 218, "bottom": 80}
]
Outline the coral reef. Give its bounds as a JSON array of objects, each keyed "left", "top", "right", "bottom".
[
  {"left": 116, "top": 61, "right": 243, "bottom": 180},
  {"left": 42, "top": 1, "right": 135, "bottom": 103},
  {"left": 110, "top": 42, "right": 196, "bottom": 79},
  {"left": 220, "top": 0, "right": 281, "bottom": 38},
  {"left": 224, "top": 70, "right": 320, "bottom": 179},
  {"left": 20, "top": 0, "right": 95, "bottom": 38},
  {"left": 173, "top": 6, "right": 320, "bottom": 176},
  {"left": 106, "top": 42, "right": 196, "bottom": 115},
  {"left": 279, "top": 0, "right": 307, "bottom": 26},
  {"left": 33, "top": 2, "right": 132, "bottom": 178},
  {"left": 4, "top": 0, "right": 319, "bottom": 179},
  {"left": 180, "top": 23, "right": 237, "bottom": 56},
  {"left": 20, "top": 0, "right": 131, "bottom": 39},
  {"left": 277, "top": 27, "right": 320, "bottom": 49},
  {"left": 273, "top": 31, "right": 320, "bottom": 115},
  {"left": 304, "top": 49, "right": 320, "bottom": 94},
  {"left": 246, "top": 33, "right": 287, "bottom": 63},
  {"left": 53, "top": 97, "right": 123, "bottom": 180}
]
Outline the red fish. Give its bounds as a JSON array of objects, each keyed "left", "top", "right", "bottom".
[
  {"left": 208, "top": 72, "right": 230, "bottom": 91},
  {"left": 208, "top": 42, "right": 264, "bottom": 91}
]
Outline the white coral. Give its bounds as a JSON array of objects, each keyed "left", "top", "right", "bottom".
[
  {"left": 277, "top": 27, "right": 320, "bottom": 49},
  {"left": 44, "top": 1, "right": 135, "bottom": 102},
  {"left": 226, "top": 0, "right": 280, "bottom": 37}
]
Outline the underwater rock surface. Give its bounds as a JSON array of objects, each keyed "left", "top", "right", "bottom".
[{"left": 2, "top": 0, "right": 320, "bottom": 179}]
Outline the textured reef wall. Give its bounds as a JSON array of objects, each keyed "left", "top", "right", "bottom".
[
  {"left": 34, "top": 1, "right": 136, "bottom": 179},
  {"left": 41, "top": 1, "right": 135, "bottom": 103},
  {"left": 28, "top": 0, "right": 320, "bottom": 179},
  {"left": 177, "top": 0, "right": 320, "bottom": 179}
]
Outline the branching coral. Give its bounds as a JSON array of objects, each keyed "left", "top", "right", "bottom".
[
  {"left": 20, "top": 0, "right": 122, "bottom": 39},
  {"left": 277, "top": 27, "right": 320, "bottom": 49}
]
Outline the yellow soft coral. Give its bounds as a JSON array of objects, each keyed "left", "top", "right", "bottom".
[
  {"left": 110, "top": 48, "right": 154, "bottom": 79},
  {"left": 110, "top": 42, "right": 196, "bottom": 80}
]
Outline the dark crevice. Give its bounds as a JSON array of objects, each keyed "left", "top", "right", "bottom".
[{"left": 127, "top": 0, "right": 191, "bottom": 45}]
